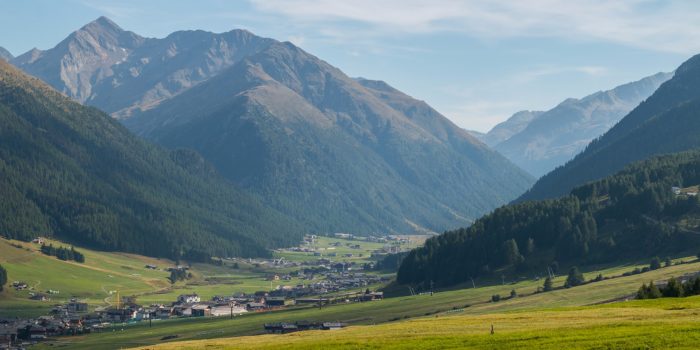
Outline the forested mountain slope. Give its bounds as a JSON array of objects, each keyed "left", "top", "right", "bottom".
[
  {"left": 0, "top": 59, "right": 302, "bottom": 260},
  {"left": 399, "top": 150, "right": 700, "bottom": 286}
]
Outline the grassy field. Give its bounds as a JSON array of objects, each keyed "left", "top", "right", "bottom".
[
  {"left": 135, "top": 296, "right": 700, "bottom": 349},
  {"left": 0, "top": 238, "right": 314, "bottom": 317},
  {"left": 0, "top": 238, "right": 172, "bottom": 317},
  {"left": 0, "top": 235, "right": 406, "bottom": 318},
  {"left": 35, "top": 256, "right": 700, "bottom": 349}
]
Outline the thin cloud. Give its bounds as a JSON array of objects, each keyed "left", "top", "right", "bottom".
[{"left": 249, "top": 0, "right": 700, "bottom": 54}]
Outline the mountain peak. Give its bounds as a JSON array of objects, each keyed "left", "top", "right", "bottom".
[{"left": 81, "top": 16, "right": 123, "bottom": 34}]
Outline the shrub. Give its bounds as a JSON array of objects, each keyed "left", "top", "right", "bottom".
[
  {"left": 565, "top": 266, "right": 585, "bottom": 288},
  {"left": 543, "top": 277, "right": 553, "bottom": 292},
  {"left": 650, "top": 257, "right": 661, "bottom": 270}
]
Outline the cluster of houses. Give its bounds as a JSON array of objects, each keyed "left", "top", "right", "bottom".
[
  {"left": 672, "top": 186, "right": 699, "bottom": 196},
  {"left": 0, "top": 300, "right": 97, "bottom": 349}
]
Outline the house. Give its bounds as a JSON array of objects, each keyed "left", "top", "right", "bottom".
[
  {"left": 265, "top": 297, "right": 295, "bottom": 307},
  {"left": 154, "top": 306, "right": 172, "bottom": 319},
  {"left": 177, "top": 294, "right": 200, "bottom": 304},
  {"left": 30, "top": 293, "right": 49, "bottom": 301},
  {"left": 688, "top": 191, "right": 698, "bottom": 197},
  {"left": 12, "top": 281, "right": 28, "bottom": 290},
  {"left": 27, "top": 325, "right": 47, "bottom": 340},
  {"left": 359, "top": 291, "right": 384, "bottom": 302},
  {"left": 246, "top": 302, "right": 266, "bottom": 312},
  {"left": 101, "top": 308, "right": 137, "bottom": 323},
  {"left": 67, "top": 302, "right": 89, "bottom": 313},
  {"left": 191, "top": 304, "right": 211, "bottom": 317},
  {"left": 0, "top": 327, "right": 18, "bottom": 343},
  {"left": 32, "top": 237, "right": 45, "bottom": 245},
  {"left": 144, "top": 264, "right": 158, "bottom": 270},
  {"left": 264, "top": 322, "right": 299, "bottom": 334},
  {"left": 672, "top": 186, "right": 682, "bottom": 195},
  {"left": 210, "top": 304, "right": 247, "bottom": 317},
  {"left": 322, "top": 322, "right": 346, "bottom": 330}
]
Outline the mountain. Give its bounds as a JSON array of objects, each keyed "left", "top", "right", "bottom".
[
  {"left": 479, "top": 73, "right": 671, "bottom": 177},
  {"left": 398, "top": 150, "right": 700, "bottom": 287},
  {"left": 12, "top": 16, "right": 275, "bottom": 119},
  {"left": 519, "top": 55, "right": 700, "bottom": 202},
  {"left": 473, "top": 110, "right": 544, "bottom": 147},
  {"left": 0, "top": 59, "right": 302, "bottom": 260},
  {"left": 120, "top": 39, "right": 534, "bottom": 234},
  {"left": 0, "top": 47, "right": 12, "bottom": 61}
]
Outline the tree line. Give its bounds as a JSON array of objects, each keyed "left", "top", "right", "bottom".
[{"left": 40, "top": 244, "right": 85, "bottom": 263}]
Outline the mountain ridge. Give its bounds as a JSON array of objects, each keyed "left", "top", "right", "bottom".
[
  {"left": 476, "top": 72, "right": 671, "bottom": 177},
  {"left": 0, "top": 59, "right": 303, "bottom": 259},
  {"left": 124, "top": 37, "right": 534, "bottom": 235},
  {"left": 519, "top": 55, "right": 700, "bottom": 201}
]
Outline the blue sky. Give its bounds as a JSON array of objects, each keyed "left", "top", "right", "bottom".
[{"left": 1, "top": 0, "right": 698, "bottom": 131}]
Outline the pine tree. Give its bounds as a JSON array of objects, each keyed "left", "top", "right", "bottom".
[
  {"left": 650, "top": 256, "right": 661, "bottom": 270},
  {"left": 502, "top": 239, "right": 522, "bottom": 265},
  {"left": 637, "top": 283, "right": 648, "bottom": 299},
  {"left": 0, "top": 264, "right": 6, "bottom": 292},
  {"left": 663, "top": 277, "right": 684, "bottom": 297},
  {"left": 565, "top": 266, "right": 585, "bottom": 288},
  {"left": 543, "top": 277, "right": 553, "bottom": 292},
  {"left": 648, "top": 281, "right": 662, "bottom": 298}
]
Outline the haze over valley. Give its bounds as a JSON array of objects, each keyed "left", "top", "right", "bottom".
[{"left": 2, "top": 2, "right": 700, "bottom": 349}]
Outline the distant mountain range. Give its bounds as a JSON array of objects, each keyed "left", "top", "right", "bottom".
[
  {"left": 520, "top": 54, "right": 700, "bottom": 201},
  {"left": 0, "top": 59, "right": 302, "bottom": 260},
  {"left": 8, "top": 17, "right": 534, "bottom": 235},
  {"left": 11, "top": 17, "right": 274, "bottom": 119},
  {"left": 471, "top": 73, "right": 671, "bottom": 177}
]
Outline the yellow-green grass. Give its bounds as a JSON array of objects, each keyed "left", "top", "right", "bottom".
[
  {"left": 37, "top": 257, "right": 700, "bottom": 350},
  {"left": 135, "top": 296, "right": 700, "bottom": 350},
  {"left": 0, "top": 238, "right": 309, "bottom": 317},
  {"left": 0, "top": 238, "right": 172, "bottom": 317}
]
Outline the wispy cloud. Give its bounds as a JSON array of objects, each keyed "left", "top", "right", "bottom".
[
  {"left": 249, "top": 0, "right": 700, "bottom": 54},
  {"left": 512, "top": 65, "right": 609, "bottom": 84}
]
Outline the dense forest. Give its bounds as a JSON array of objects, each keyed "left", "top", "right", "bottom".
[
  {"left": 398, "top": 150, "right": 700, "bottom": 287},
  {"left": 0, "top": 60, "right": 304, "bottom": 261}
]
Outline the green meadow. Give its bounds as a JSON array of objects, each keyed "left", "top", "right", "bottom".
[{"left": 33, "top": 255, "right": 700, "bottom": 350}]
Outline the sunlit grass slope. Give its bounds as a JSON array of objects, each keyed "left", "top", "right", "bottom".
[{"left": 137, "top": 296, "right": 700, "bottom": 350}]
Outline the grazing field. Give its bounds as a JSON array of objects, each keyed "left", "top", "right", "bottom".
[
  {"left": 135, "top": 296, "right": 700, "bottom": 350},
  {"left": 36, "top": 256, "right": 700, "bottom": 350},
  {"left": 0, "top": 238, "right": 310, "bottom": 317},
  {"left": 0, "top": 238, "right": 172, "bottom": 317}
]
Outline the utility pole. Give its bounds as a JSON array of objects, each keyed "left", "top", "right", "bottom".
[
  {"left": 470, "top": 277, "right": 476, "bottom": 289},
  {"left": 430, "top": 280, "right": 434, "bottom": 296}
]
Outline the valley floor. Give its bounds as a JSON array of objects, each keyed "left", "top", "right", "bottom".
[
  {"left": 32, "top": 256, "right": 700, "bottom": 349},
  {"left": 133, "top": 296, "right": 700, "bottom": 349}
]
